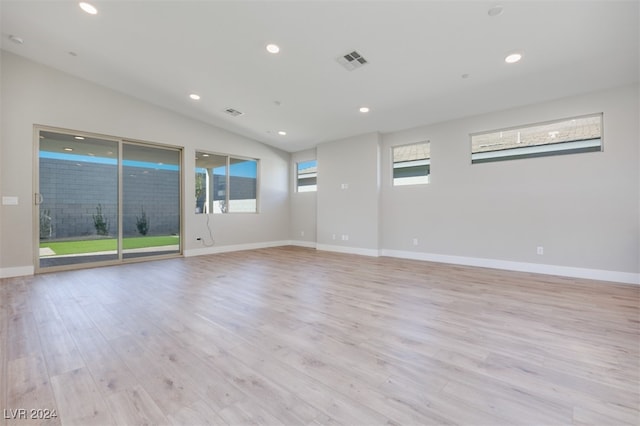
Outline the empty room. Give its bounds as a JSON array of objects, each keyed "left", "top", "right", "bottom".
[{"left": 1, "top": 1, "right": 639, "bottom": 425}]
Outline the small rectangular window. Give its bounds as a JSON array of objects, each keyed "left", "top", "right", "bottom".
[
  {"left": 393, "top": 142, "right": 430, "bottom": 186},
  {"left": 297, "top": 160, "right": 317, "bottom": 192},
  {"left": 471, "top": 113, "right": 602, "bottom": 164}
]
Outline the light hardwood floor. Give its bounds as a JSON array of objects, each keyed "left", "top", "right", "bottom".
[{"left": 1, "top": 246, "right": 638, "bottom": 425}]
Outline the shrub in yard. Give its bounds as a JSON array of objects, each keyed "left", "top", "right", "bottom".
[
  {"left": 93, "top": 204, "right": 109, "bottom": 236},
  {"left": 40, "top": 208, "right": 52, "bottom": 239},
  {"left": 136, "top": 206, "right": 149, "bottom": 236}
]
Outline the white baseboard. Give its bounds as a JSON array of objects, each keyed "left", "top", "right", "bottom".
[
  {"left": 184, "top": 240, "right": 292, "bottom": 257},
  {"left": 316, "top": 244, "right": 380, "bottom": 257},
  {"left": 380, "top": 249, "right": 640, "bottom": 285},
  {"left": 0, "top": 265, "right": 35, "bottom": 279},
  {"left": 5, "top": 244, "right": 634, "bottom": 285}
]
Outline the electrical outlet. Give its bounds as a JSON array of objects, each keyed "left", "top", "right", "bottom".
[{"left": 537, "top": 246, "right": 544, "bottom": 255}]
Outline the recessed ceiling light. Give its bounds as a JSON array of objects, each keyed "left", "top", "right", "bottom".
[
  {"left": 79, "top": 2, "right": 98, "bottom": 15},
  {"left": 8, "top": 35, "right": 24, "bottom": 45},
  {"left": 359, "top": 107, "right": 370, "bottom": 113},
  {"left": 266, "top": 44, "right": 280, "bottom": 54},
  {"left": 64, "top": 147, "right": 73, "bottom": 152},
  {"left": 189, "top": 93, "right": 201, "bottom": 100},
  {"left": 488, "top": 5, "right": 504, "bottom": 17},
  {"left": 74, "top": 136, "right": 85, "bottom": 140},
  {"left": 505, "top": 52, "right": 523, "bottom": 64},
  {"left": 278, "top": 130, "right": 287, "bottom": 136}
]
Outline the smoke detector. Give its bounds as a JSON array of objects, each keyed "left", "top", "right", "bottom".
[{"left": 337, "top": 50, "right": 368, "bottom": 71}]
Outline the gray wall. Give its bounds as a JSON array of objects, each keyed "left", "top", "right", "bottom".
[
  {"left": 316, "top": 133, "right": 381, "bottom": 253},
  {"left": 380, "top": 84, "right": 639, "bottom": 275},
  {"left": 1, "top": 49, "right": 637, "bottom": 280},
  {"left": 301, "top": 84, "right": 638, "bottom": 279},
  {"left": 290, "top": 148, "right": 317, "bottom": 244},
  {"left": 0, "top": 51, "right": 290, "bottom": 274}
]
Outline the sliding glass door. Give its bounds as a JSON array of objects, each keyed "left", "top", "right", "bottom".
[
  {"left": 122, "top": 143, "right": 181, "bottom": 259},
  {"left": 37, "top": 128, "right": 181, "bottom": 271},
  {"left": 38, "top": 131, "right": 120, "bottom": 268}
]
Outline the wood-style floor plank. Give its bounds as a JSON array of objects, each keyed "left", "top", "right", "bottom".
[
  {"left": 49, "top": 367, "right": 114, "bottom": 425},
  {"left": 1, "top": 246, "right": 638, "bottom": 425},
  {"left": 105, "top": 385, "right": 168, "bottom": 425}
]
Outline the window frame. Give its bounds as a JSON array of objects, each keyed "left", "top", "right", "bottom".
[
  {"left": 391, "top": 141, "right": 431, "bottom": 187},
  {"left": 470, "top": 113, "right": 603, "bottom": 165},
  {"left": 195, "top": 151, "right": 260, "bottom": 214}
]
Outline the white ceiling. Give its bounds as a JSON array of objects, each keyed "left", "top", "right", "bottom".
[{"left": 1, "top": 1, "right": 638, "bottom": 153}]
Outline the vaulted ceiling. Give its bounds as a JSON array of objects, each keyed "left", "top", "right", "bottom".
[{"left": 1, "top": 1, "right": 638, "bottom": 152}]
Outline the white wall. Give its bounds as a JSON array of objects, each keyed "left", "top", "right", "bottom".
[
  {"left": 0, "top": 51, "right": 290, "bottom": 276},
  {"left": 316, "top": 132, "right": 381, "bottom": 255},
  {"left": 290, "top": 148, "right": 317, "bottom": 246}
]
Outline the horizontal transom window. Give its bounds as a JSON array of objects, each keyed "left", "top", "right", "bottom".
[{"left": 471, "top": 113, "right": 602, "bottom": 164}]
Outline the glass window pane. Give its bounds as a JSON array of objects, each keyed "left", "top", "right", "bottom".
[
  {"left": 122, "top": 143, "right": 181, "bottom": 259},
  {"left": 297, "top": 160, "right": 317, "bottom": 192},
  {"left": 213, "top": 161, "right": 228, "bottom": 213},
  {"left": 39, "top": 131, "right": 119, "bottom": 268},
  {"left": 393, "top": 142, "right": 430, "bottom": 186},
  {"left": 228, "top": 158, "right": 257, "bottom": 213},
  {"left": 195, "top": 152, "right": 258, "bottom": 214},
  {"left": 471, "top": 114, "right": 602, "bottom": 164},
  {"left": 195, "top": 152, "right": 227, "bottom": 214}
]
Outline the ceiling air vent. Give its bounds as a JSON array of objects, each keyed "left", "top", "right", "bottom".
[
  {"left": 224, "top": 108, "right": 243, "bottom": 117},
  {"left": 336, "top": 50, "right": 368, "bottom": 71}
]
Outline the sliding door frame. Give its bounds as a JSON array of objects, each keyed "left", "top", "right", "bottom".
[{"left": 33, "top": 125, "right": 184, "bottom": 273}]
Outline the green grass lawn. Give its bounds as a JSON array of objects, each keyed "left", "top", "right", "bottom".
[{"left": 40, "top": 236, "right": 179, "bottom": 256}]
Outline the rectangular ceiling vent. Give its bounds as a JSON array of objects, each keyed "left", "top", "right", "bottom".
[
  {"left": 336, "top": 50, "right": 368, "bottom": 71},
  {"left": 224, "top": 108, "right": 244, "bottom": 117}
]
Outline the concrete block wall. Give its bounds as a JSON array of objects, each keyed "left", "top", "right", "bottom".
[{"left": 40, "top": 158, "right": 179, "bottom": 239}]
